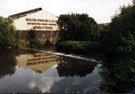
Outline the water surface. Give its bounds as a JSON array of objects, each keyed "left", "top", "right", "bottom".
[
  {"left": 0, "top": 49, "right": 134, "bottom": 93},
  {"left": 0, "top": 49, "right": 103, "bottom": 93}
]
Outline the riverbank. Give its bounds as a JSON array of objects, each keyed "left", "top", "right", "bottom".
[{"left": 56, "top": 41, "right": 105, "bottom": 58}]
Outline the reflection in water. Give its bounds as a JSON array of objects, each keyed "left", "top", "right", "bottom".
[
  {"left": 0, "top": 49, "right": 135, "bottom": 93},
  {"left": 0, "top": 50, "right": 101, "bottom": 93},
  {"left": 28, "top": 69, "right": 64, "bottom": 93},
  {"left": 99, "top": 58, "right": 135, "bottom": 93},
  {"left": 16, "top": 53, "right": 59, "bottom": 73},
  {"left": 0, "top": 50, "right": 16, "bottom": 79},
  {"left": 27, "top": 59, "right": 100, "bottom": 93},
  {"left": 57, "top": 57, "right": 97, "bottom": 77}
]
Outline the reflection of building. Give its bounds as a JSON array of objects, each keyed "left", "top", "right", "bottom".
[
  {"left": 9, "top": 8, "right": 59, "bottom": 44},
  {"left": 16, "top": 53, "right": 59, "bottom": 73}
]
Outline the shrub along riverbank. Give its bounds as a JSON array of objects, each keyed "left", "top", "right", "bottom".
[{"left": 56, "top": 41, "right": 105, "bottom": 58}]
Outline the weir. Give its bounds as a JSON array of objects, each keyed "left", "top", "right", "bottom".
[{"left": 39, "top": 50, "right": 102, "bottom": 63}]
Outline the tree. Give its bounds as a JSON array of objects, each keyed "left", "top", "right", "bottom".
[
  {"left": 103, "top": 5, "right": 135, "bottom": 58},
  {"left": 27, "top": 30, "right": 40, "bottom": 48},
  {"left": 58, "top": 13, "right": 101, "bottom": 41},
  {"left": 0, "top": 17, "right": 19, "bottom": 48}
]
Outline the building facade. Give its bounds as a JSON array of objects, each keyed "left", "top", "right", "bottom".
[{"left": 9, "top": 8, "right": 59, "bottom": 44}]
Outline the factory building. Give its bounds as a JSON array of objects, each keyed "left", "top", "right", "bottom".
[{"left": 9, "top": 8, "right": 59, "bottom": 44}]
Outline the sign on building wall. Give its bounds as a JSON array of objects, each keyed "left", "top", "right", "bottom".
[
  {"left": 26, "top": 18, "right": 57, "bottom": 30},
  {"left": 12, "top": 9, "right": 59, "bottom": 31}
]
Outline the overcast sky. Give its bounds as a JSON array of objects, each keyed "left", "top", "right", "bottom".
[{"left": 0, "top": 0, "right": 133, "bottom": 23}]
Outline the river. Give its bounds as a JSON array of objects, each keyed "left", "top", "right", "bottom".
[{"left": 0, "top": 49, "right": 134, "bottom": 93}]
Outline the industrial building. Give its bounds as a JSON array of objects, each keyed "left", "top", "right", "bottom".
[{"left": 9, "top": 8, "right": 59, "bottom": 44}]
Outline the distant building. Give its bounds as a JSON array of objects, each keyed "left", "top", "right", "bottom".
[
  {"left": 9, "top": 8, "right": 59, "bottom": 44},
  {"left": 99, "top": 23, "right": 109, "bottom": 27}
]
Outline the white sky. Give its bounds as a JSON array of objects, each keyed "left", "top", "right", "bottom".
[{"left": 0, "top": 0, "right": 133, "bottom": 23}]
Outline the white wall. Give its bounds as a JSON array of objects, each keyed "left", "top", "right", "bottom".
[{"left": 13, "top": 10, "right": 59, "bottom": 31}]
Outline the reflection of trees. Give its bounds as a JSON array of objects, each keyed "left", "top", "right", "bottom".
[
  {"left": 57, "top": 57, "right": 97, "bottom": 77},
  {"left": 0, "top": 49, "right": 16, "bottom": 79},
  {"left": 99, "top": 58, "right": 135, "bottom": 93}
]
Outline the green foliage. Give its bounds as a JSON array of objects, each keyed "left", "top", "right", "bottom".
[
  {"left": 19, "top": 40, "right": 27, "bottom": 48},
  {"left": 56, "top": 41, "right": 105, "bottom": 54},
  {"left": 100, "top": 58, "right": 135, "bottom": 93},
  {"left": 103, "top": 5, "right": 135, "bottom": 58},
  {"left": 0, "top": 17, "right": 19, "bottom": 48},
  {"left": 56, "top": 41, "right": 90, "bottom": 53},
  {"left": 27, "top": 30, "right": 41, "bottom": 48},
  {"left": 58, "top": 13, "right": 101, "bottom": 41},
  {"left": 99, "top": 4, "right": 135, "bottom": 92}
]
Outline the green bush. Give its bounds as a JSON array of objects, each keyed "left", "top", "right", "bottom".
[
  {"left": 27, "top": 30, "right": 41, "bottom": 48},
  {"left": 19, "top": 40, "right": 27, "bottom": 48},
  {"left": 56, "top": 41, "right": 105, "bottom": 54},
  {"left": 0, "top": 17, "right": 19, "bottom": 48},
  {"left": 29, "top": 39, "right": 41, "bottom": 48}
]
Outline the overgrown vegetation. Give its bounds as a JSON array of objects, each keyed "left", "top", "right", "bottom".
[
  {"left": 57, "top": 3, "right": 135, "bottom": 59},
  {"left": 57, "top": 41, "right": 91, "bottom": 54},
  {"left": 56, "top": 41, "right": 105, "bottom": 55},
  {"left": 58, "top": 13, "right": 101, "bottom": 41},
  {"left": 0, "top": 17, "right": 19, "bottom": 48},
  {"left": 56, "top": 13, "right": 103, "bottom": 56},
  {"left": 102, "top": 4, "right": 135, "bottom": 59},
  {"left": 27, "top": 30, "right": 41, "bottom": 48}
]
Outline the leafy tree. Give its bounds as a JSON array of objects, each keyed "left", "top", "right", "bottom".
[
  {"left": 103, "top": 5, "right": 135, "bottom": 58},
  {"left": 0, "top": 17, "right": 19, "bottom": 48},
  {"left": 27, "top": 30, "right": 40, "bottom": 48},
  {"left": 58, "top": 13, "right": 101, "bottom": 41}
]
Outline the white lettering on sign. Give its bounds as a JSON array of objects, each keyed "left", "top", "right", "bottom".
[{"left": 26, "top": 18, "right": 57, "bottom": 30}]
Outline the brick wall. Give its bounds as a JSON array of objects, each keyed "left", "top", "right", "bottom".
[{"left": 18, "top": 30, "right": 59, "bottom": 44}]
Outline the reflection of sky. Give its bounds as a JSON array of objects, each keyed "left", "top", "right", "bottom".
[
  {"left": 0, "top": 63, "right": 101, "bottom": 93},
  {"left": 28, "top": 65, "right": 65, "bottom": 93},
  {"left": 49, "top": 67, "right": 102, "bottom": 93},
  {"left": 28, "top": 66, "right": 102, "bottom": 93}
]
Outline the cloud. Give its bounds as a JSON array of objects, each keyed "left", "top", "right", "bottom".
[
  {"left": 0, "top": 0, "right": 132, "bottom": 23},
  {"left": 28, "top": 73, "right": 64, "bottom": 93}
]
